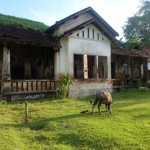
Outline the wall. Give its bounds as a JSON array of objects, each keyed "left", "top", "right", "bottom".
[{"left": 69, "top": 79, "right": 112, "bottom": 97}]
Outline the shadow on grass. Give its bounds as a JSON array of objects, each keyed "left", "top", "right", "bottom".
[
  {"left": 5, "top": 97, "right": 58, "bottom": 105},
  {"left": 0, "top": 113, "right": 81, "bottom": 130},
  {"left": 0, "top": 123, "right": 27, "bottom": 128},
  {"left": 56, "top": 132, "right": 119, "bottom": 150},
  {"left": 29, "top": 110, "right": 114, "bottom": 131},
  {"left": 29, "top": 113, "right": 81, "bottom": 130}
]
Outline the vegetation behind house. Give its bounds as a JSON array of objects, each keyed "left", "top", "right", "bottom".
[
  {"left": 123, "top": 0, "right": 150, "bottom": 47},
  {"left": 0, "top": 13, "right": 49, "bottom": 31}
]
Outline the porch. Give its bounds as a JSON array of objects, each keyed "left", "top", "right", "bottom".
[{"left": 0, "top": 23, "right": 61, "bottom": 100}]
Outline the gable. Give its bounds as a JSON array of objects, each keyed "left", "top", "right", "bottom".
[
  {"left": 51, "top": 13, "right": 93, "bottom": 37},
  {"left": 46, "top": 7, "right": 119, "bottom": 42},
  {"left": 70, "top": 24, "right": 109, "bottom": 42}
]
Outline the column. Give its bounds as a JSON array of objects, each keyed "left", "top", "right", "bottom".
[
  {"left": 54, "top": 51, "right": 60, "bottom": 79},
  {"left": 1, "top": 43, "right": 11, "bottom": 94},
  {"left": 95, "top": 56, "right": 99, "bottom": 79},
  {"left": 2, "top": 44, "right": 11, "bottom": 80}
]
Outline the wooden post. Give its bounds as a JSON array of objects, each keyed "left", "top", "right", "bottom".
[
  {"left": 83, "top": 55, "right": 88, "bottom": 79},
  {"left": 25, "top": 101, "right": 28, "bottom": 125}
]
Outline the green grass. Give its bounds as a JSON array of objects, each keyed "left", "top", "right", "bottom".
[
  {"left": 0, "top": 90, "right": 150, "bottom": 150},
  {"left": 0, "top": 13, "right": 48, "bottom": 31}
]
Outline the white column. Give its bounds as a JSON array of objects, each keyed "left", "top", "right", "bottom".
[
  {"left": 54, "top": 51, "right": 60, "bottom": 79},
  {"left": 95, "top": 56, "right": 99, "bottom": 79},
  {"left": 2, "top": 44, "right": 11, "bottom": 80},
  {"left": 1, "top": 43, "right": 11, "bottom": 94}
]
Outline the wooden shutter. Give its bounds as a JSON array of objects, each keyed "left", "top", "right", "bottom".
[{"left": 83, "top": 54, "right": 88, "bottom": 79}]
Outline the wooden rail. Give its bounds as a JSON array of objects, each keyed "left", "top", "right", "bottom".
[
  {"left": 10, "top": 79, "right": 60, "bottom": 93},
  {"left": 0, "top": 79, "right": 60, "bottom": 95}
]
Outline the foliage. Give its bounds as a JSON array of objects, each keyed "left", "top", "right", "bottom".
[
  {"left": 145, "top": 81, "right": 150, "bottom": 88},
  {"left": 132, "top": 78, "right": 142, "bottom": 87},
  {"left": 123, "top": 0, "right": 150, "bottom": 46},
  {"left": 0, "top": 91, "right": 150, "bottom": 149},
  {"left": 117, "top": 37, "right": 140, "bottom": 50},
  {"left": 0, "top": 13, "right": 48, "bottom": 31},
  {"left": 58, "top": 73, "right": 71, "bottom": 98}
]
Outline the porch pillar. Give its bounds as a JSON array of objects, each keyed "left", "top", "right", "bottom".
[
  {"left": 2, "top": 44, "right": 11, "bottom": 80},
  {"left": 1, "top": 43, "right": 11, "bottom": 94},
  {"left": 54, "top": 51, "right": 60, "bottom": 79},
  {"left": 95, "top": 56, "right": 99, "bottom": 79}
]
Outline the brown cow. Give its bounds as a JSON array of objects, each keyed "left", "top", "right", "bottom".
[{"left": 92, "top": 91, "right": 113, "bottom": 114}]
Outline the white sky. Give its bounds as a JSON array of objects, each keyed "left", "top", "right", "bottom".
[{"left": 0, "top": 0, "right": 141, "bottom": 39}]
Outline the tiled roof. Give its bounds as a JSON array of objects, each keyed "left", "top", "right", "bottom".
[
  {"left": 0, "top": 23, "right": 61, "bottom": 48},
  {"left": 111, "top": 44, "right": 150, "bottom": 57}
]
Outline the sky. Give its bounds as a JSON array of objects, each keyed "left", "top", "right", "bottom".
[{"left": 0, "top": 0, "right": 141, "bottom": 39}]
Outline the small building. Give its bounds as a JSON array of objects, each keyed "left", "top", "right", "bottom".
[
  {"left": 111, "top": 44, "right": 150, "bottom": 86},
  {"left": 46, "top": 7, "right": 119, "bottom": 97}
]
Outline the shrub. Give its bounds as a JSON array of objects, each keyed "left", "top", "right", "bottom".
[
  {"left": 145, "top": 82, "right": 150, "bottom": 88},
  {"left": 58, "top": 73, "right": 71, "bottom": 98},
  {"left": 132, "top": 78, "right": 142, "bottom": 87}
]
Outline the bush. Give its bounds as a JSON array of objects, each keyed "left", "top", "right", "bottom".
[
  {"left": 132, "top": 78, "right": 142, "bottom": 87},
  {"left": 58, "top": 73, "right": 71, "bottom": 98},
  {"left": 145, "top": 82, "right": 150, "bottom": 88}
]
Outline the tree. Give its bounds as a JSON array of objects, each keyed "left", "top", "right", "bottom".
[{"left": 123, "top": 0, "right": 150, "bottom": 46}]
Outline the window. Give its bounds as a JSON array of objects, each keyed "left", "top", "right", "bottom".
[
  {"left": 98, "top": 56, "right": 107, "bottom": 78},
  {"left": 82, "top": 31, "right": 84, "bottom": 37},
  {"left": 74, "top": 54, "right": 108, "bottom": 79},
  {"left": 88, "top": 55, "right": 96, "bottom": 78},
  {"left": 92, "top": 29, "right": 94, "bottom": 39},
  {"left": 87, "top": 28, "right": 90, "bottom": 38},
  {"left": 74, "top": 54, "right": 83, "bottom": 78},
  {"left": 97, "top": 33, "right": 99, "bottom": 40}
]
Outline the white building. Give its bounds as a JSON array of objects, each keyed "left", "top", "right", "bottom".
[{"left": 46, "top": 7, "right": 119, "bottom": 97}]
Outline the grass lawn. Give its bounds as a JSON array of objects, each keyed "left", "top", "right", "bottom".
[{"left": 0, "top": 90, "right": 150, "bottom": 150}]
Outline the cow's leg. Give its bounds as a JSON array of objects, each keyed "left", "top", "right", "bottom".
[
  {"left": 108, "top": 104, "right": 112, "bottom": 114},
  {"left": 92, "top": 104, "right": 96, "bottom": 115},
  {"left": 105, "top": 104, "right": 108, "bottom": 112},
  {"left": 98, "top": 102, "right": 102, "bottom": 114}
]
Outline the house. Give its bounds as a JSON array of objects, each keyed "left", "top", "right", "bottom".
[
  {"left": 2, "top": 7, "right": 149, "bottom": 100},
  {"left": 46, "top": 7, "right": 119, "bottom": 97}
]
